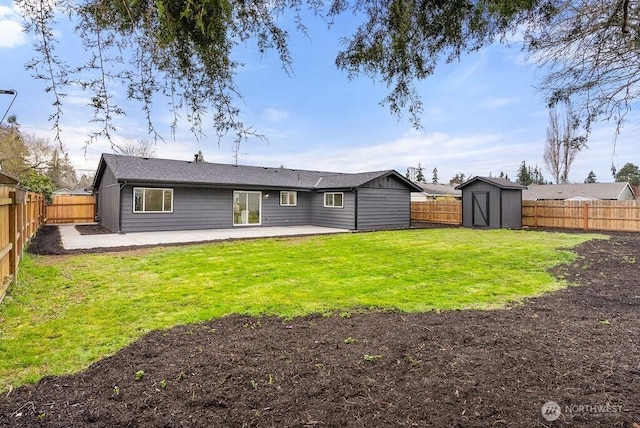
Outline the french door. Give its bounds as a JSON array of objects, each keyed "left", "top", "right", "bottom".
[{"left": 233, "top": 191, "right": 261, "bottom": 225}]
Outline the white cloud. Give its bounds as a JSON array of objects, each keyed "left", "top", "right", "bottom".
[
  {"left": 262, "top": 108, "right": 290, "bottom": 122},
  {"left": 0, "top": 5, "right": 26, "bottom": 48}
]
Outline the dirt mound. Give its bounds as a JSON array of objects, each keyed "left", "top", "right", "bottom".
[{"left": 7, "top": 232, "right": 639, "bottom": 427}]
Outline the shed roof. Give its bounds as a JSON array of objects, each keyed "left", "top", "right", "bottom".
[
  {"left": 92, "top": 154, "right": 422, "bottom": 191},
  {"left": 522, "top": 182, "right": 635, "bottom": 200},
  {"left": 455, "top": 176, "right": 526, "bottom": 190}
]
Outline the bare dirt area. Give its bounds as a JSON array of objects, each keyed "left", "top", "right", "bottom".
[{"left": 2, "top": 228, "right": 639, "bottom": 427}]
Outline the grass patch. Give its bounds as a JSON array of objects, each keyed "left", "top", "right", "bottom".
[{"left": 0, "top": 228, "right": 600, "bottom": 390}]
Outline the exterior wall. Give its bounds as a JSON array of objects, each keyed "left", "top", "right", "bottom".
[
  {"left": 119, "top": 186, "right": 317, "bottom": 233},
  {"left": 357, "top": 187, "right": 411, "bottom": 230},
  {"left": 310, "top": 191, "right": 356, "bottom": 230},
  {"left": 121, "top": 186, "right": 232, "bottom": 233},
  {"left": 261, "top": 190, "right": 312, "bottom": 226},
  {"left": 461, "top": 182, "right": 500, "bottom": 228},
  {"left": 501, "top": 189, "right": 523, "bottom": 228},
  {"left": 620, "top": 186, "right": 635, "bottom": 200},
  {"left": 116, "top": 181, "right": 409, "bottom": 232},
  {"left": 97, "top": 167, "right": 120, "bottom": 232}
]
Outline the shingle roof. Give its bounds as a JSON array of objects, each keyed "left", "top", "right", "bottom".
[
  {"left": 522, "top": 183, "right": 635, "bottom": 200},
  {"left": 414, "top": 182, "right": 461, "bottom": 197},
  {"left": 94, "top": 154, "right": 421, "bottom": 191},
  {"left": 455, "top": 176, "right": 526, "bottom": 190},
  {"left": 0, "top": 170, "right": 19, "bottom": 185}
]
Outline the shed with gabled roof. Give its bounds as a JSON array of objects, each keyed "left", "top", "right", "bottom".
[
  {"left": 91, "top": 154, "right": 422, "bottom": 233},
  {"left": 456, "top": 176, "right": 526, "bottom": 229}
]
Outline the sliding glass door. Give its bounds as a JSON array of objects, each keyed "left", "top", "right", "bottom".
[{"left": 233, "top": 191, "right": 261, "bottom": 225}]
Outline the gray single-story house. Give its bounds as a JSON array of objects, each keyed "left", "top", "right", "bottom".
[
  {"left": 522, "top": 182, "right": 636, "bottom": 201},
  {"left": 91, "top": 154, "right": 422, "bottom": 233}
]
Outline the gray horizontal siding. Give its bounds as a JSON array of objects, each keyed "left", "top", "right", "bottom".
[
  {"left": 121, "top": 186, "right": 232, "bottom": 233},
  {"left": 310, "top": 192, "right": 355, "bottom": 230},
  {"left": 262, "top": 191, "right": 312, "bottom": 226},
  {"left": 357, "top": 188, "right": 411, "bottom": 231},
  {"left": 97, "top": 166, "right": 120, "bottom": 232}
]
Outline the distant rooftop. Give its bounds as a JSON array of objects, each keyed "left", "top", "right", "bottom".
[{"left": 522, "top": 182, "right": 635, "bottom": 200}]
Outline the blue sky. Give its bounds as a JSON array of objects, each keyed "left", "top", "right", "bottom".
[{"left": 0, "top": 1, "right": 637, "bottom": 183}]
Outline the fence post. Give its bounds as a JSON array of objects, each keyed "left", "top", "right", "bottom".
[
  {"left": 8, "top": 191, "right": 17, "bottom": 283},
  {"left": 583, "top": 202, "right": 589, "bottom": 231},
  {"left": 533, "top": 202, "right": 538, "bottom": 228}
]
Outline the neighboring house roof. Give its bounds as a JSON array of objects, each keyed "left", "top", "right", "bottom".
[
  {"left": 413, "top": 182, "right": 461, "bottom": 198},
  {"left": 455, "top": 176, "right": 526, "bottom": 190},
  {"left": 0, "top": 170, "right": 19, "bottom": 185},
  {"left": 523, "top": 183, "right": 636, "bottom": 200},
  {"left": 53, "top": 188, "right": 92, "bottom": 195},
  {"left": 92, "top": 154, "right": 423, "bottom": 192}
]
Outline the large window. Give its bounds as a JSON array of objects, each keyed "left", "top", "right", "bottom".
[
  {"left": 233, "top": 191, "right": 262, "bottom": 225},
  {"left": 280, "top": 191, "right": 297, "bottom": 206},
  {"left": 133, "top": 188, "right": 173, "bottom": 213},
  {"left": 324, "top": 192, "right": 344, "bottom": 208}
]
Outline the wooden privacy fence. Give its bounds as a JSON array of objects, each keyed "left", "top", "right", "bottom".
[
  {"left": 0, "top": 187, "right": 45, "bottom": 302},
  {"left": 411, "top": 200, "right": 462, "bottom": 225},
  {"left": 411, "top": 200, "right": 640, "bottom": 232},
  {"left": 522, "top": 200, "right": 640, "bottom": 232},
  {"left": 46, "top": 195, "right": 96, "bottom": 224}
]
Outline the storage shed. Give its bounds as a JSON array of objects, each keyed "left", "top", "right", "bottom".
[{"left": 456, "top": 177, "right": 526, "bottom": 229}]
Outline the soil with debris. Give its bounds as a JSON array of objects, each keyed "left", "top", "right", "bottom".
[
  {"left": 75, "top": 224, "right": 112, "bottom": 235},
  {"left": 2, "top": 228, "right": 639, "bottom": 427}
]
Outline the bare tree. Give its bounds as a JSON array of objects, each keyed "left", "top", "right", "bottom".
[
  {"left": 114, "top": 139, "right": 156, "bottom": 158},
  {"left": 527, "top": 0, "right": 640, "bottom": 133},
  {"left": 544, "top": 101, "right": 586, "bottom": 184}
]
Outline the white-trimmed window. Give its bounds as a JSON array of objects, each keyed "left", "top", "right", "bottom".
[
  {"left": 280, "top": 191, "right": 297, "bottom": 206},
  {"left": 133, "top": 188, "right": 173, "bottom": 213},
  {"left": 324, "top": 192, "right": 344, "bottom": 208}
]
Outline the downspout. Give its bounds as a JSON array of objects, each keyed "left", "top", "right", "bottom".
[
  {"left": 119, "top": 181, "right": 127, "bottom": 234},
  {"left": 499, "top": 189, "right": 503, "bottom": 229},
  {"left": 353, "top": 187, "right": 358, "bottom": 231}
]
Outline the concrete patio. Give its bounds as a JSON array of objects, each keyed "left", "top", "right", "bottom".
[{"left": 57, "top": 224, "right": 350, "bottom": 250}]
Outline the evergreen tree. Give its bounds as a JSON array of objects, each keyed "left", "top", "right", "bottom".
[
  {"left": 531, "top": 166, "right": 546, "bottom": 185},
  {"left": 19, "top": 170, "right": 56, "bottom": 203},
  {"left": 584, "top": 171, "right": 597, "bottom": 184},
  {"left": 432, "top": 167, "right": 438, "bottom": 184},
  {"left": 516, "top": 161, "right": 533, "bottom": 186},
  {"left": 450, "top": 172, "right": 466, "bottom": 185},
  {"left": 415, "top": 162, "right": 425, "bottom": 183},
  {"left": 0, "top": 123, "right": 29, "bottom": 176},
  {"left": 615, "top": 163, "right": 640, "bottom": 186}
]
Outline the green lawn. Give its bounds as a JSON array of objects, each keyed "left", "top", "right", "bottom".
[{"left": 0, "top": 228, "right": 599, "bottom": 390}]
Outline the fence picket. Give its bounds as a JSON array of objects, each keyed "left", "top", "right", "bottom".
[
  {"left": 0, "top": 187, "right": 45, "bottom": 302},
  {"left": 412, "top": 199, "right": 640, "bottom": 232},
  {"left": 45, "top": 195, "right": 96, "bottom": 224}
]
